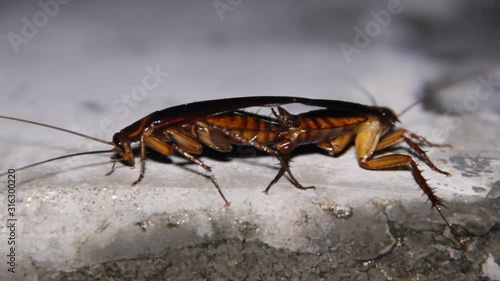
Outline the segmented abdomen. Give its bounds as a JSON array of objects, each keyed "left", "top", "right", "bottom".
[
  {"left": 289, "top": 115, "right": 364, "bottom": 144},
  {"left": 204, "top": 113, "right": 281, "bottom": 144}
]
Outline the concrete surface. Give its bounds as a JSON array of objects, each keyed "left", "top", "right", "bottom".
[{"left": 0, "top": 1, "right": 499, "bottom": 280}]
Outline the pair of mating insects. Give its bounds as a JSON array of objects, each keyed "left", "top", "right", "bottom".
[{"left": 0, "top": 96, "right": 465, "bottom": 250}]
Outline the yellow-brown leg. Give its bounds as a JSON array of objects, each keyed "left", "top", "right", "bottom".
[
  {"left": 316, "top": 131, "right": 354, "bottom": 154},
  {"left": 358, "top": 154, "right": 465, "bottom": 250},
  {"left": 359, "top": 155, "right": 444, "bottom": 206},
  {"left": 376, "top": 129, "right": 451, "bottom": 176},
  {"left": 376, "top": 129, "right": 451, "bottom": 150}
]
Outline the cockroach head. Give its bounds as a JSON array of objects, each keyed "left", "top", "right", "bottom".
[
  {"left": 112, "top": 133, "right": 124, "bottom": 152},
  {"left": 376, "top": 107, "right": 400, "bottom": 125},
  {"left": 112, "top": 132, "right": 135, "bottom": 166}
]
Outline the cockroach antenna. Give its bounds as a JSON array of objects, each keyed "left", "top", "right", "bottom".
[
  {"left": 395, "top": 66, "right": 491, "bottom": 118},
  {"left": 397, "top": 98, "right": 423, "bottom": 117},
  {"left": 0, "top": 115, "right": 117, "bottom": 177},
  {"left": 0, "top": 149, "right": 117, "bottom": 177},
  {"left": 0, "top": 115, "right": 114, "bottom": 146},
  {"left": 335, "top": 72, "right": 378, "bottom": 106}
]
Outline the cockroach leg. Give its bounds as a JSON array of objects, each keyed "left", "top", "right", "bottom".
[
  {"left": 358, "top": 155, "right": 443, "bottom": 205},
  {"left": 376, "top": 129, "right": 451, "bottom": 176},
  {"left": 105, "top": 160, "right": 117, "bottom": 176},
  {"left": 271, "top": 107, "right": 291, "bottom": 130},
  {"left": 215, "top": 125, "right": 314, "bottom": 193},
  {"left": 263, "top": 165, "right": 286, "bottom": 194},
  {"left": 263, "top": 153, "right": 315, "bottom": 194},
  {"left": 316, "top": 131, "right": 354, "bottom": 154},
  {"left": 275, "top": 107, "right": 295, "bottom": 127},
  {"left": 358, "top": 154, "right": 465, "bottom": 250},
  {"left": 355, "top": 125, "right": 464, "bottom": 249},
  {"left": 404, "top": 137, "right": 451, "bottom": 176},
  {"left": 405, "top": 130, "right": 452, "bottom": 148},
  {"left": 171, "top": 143, "right": 230, "bottom": 206}
]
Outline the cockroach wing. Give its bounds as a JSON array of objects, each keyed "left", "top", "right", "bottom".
[{"left": 151, "top": 96, "right": 302, "bottom": 129}]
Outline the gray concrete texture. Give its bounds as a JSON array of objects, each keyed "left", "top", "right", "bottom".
[{"left": 0, "top": 1, "right": 499, "bottom": 280}]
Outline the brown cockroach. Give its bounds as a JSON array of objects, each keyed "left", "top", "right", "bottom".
[{"left": 265, "top": 105, "right": 465, "bottom": 250}]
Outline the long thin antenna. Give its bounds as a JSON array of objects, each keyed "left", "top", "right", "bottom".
[
  {"left": 397, "top": 67, "right": 492, "bottom": 117},
  {"left": 398, "top": 98, "right": 423, "bottom": 117},
  {"left": 0, "top": 148, "right": 117, "bottom": 177},
  {"left": 0, "top": 115, "right": 114, "bottom": 146},
  {"left": 428, "top": 66, "right": 494, "bottom": 95},
  {"left": 336, "top": 73, "right": 378, "bottom": 106}
]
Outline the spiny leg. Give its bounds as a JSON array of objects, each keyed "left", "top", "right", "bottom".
[
  {"left": 376, "top": 129, "right": 451, "bottom": 150},
  {"left": 171, "top": 143, "right": 230, "bottom": 206},
  {"left": 217, "top": 127, "right": 314, "bottom": 193},
  {"left": 253, "top": 141, "right": 315, "bottom": 193},
  {"left": 404, "top": 137, "right": 451, "bottom": 176},
  {"left": 263, "top": 152, "right": 315, "bottom": 194},
  {"left": 358, "top": 154, "right": 465, "bottom": 250},
  {"left": 406, "top": 130, "right": 451, "bottom": 148},
  {"left": 376, "top": 129, "right": 451, "bottom": 176}
]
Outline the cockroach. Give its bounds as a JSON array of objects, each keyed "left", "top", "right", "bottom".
[
  {"left": 0, "top": 96, "right": 312, "bottom": 205},
  {"left": 265, "top": 104, "right": 465, "bottom": 250}
]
